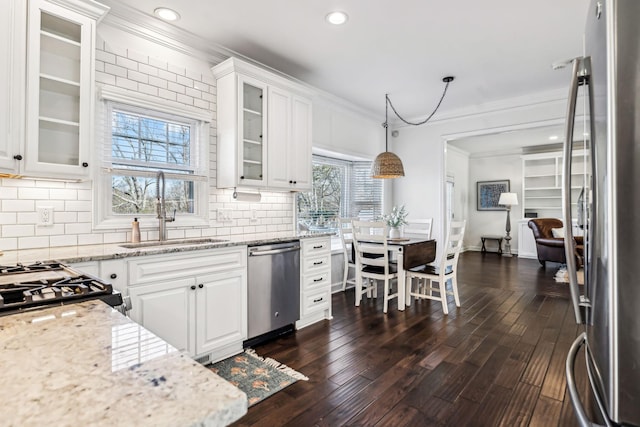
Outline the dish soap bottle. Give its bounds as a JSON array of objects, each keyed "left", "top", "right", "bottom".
[{"left": 131, "top": 218, "right": 141, "bottom": 243}]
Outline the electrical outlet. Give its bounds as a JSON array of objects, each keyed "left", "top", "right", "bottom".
[
  {"left": 250, "top": 209, "right": 258, "bottom": 223},
  {"left": 37, "top": 206, "right": 54, "bottom": 226},
  {"left": 218, "top": 208, "right": 232, "bottom": 222}
]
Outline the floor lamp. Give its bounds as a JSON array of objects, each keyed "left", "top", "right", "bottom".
[{"left": 498, "top": 192, "right": 518, "bottom": 257}]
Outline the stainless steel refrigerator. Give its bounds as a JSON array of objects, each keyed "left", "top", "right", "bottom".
[{"left": 564, "top": 0, "right": 640, "bottom": 426}]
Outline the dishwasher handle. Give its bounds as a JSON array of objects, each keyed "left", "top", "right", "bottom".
[{"left": 249, "top": 245, "right": 300, "bottom": 256}]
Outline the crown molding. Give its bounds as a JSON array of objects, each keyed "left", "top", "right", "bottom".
[{"left": 48, "top": 0, "right": 110, "bottom": 22}]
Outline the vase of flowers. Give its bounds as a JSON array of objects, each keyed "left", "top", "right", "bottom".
[{"left": 382, "top": 205, "right": 408, "bottom": 238}]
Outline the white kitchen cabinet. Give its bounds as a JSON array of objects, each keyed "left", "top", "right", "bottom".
[
  {"left": 100, "top": 258, "right": 127, "bottom": 293},
  {"left": 18, "top": 0, "right": 107, "bottom": 179},
  {"left": 296, "top": 236, "right": 332, "bottom": 329},
  {"left": 0, "top": 0, "right": 26, "bottom": 172},
  {"left": 212, "top": 57, "right": 312, "bottom": 192},
  {"left": 267, "top": 89, "right": 312, "bottom": 190},
  {"left": 127, "top": 247, "right": 247, "bottom": 363}
]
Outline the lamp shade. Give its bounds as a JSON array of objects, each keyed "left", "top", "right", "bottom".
[
  {"left": 498, "top": 192, "right": 519, "bottom": 206},
  {"left": 371, "top": 151, "right": 405, "bottom": 178}
]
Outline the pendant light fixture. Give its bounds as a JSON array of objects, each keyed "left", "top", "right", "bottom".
[{"left": 371, "top": 76, "right": 455, "bottom": 179}]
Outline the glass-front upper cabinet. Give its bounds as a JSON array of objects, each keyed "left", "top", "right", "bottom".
[
  {"left": 240, "top": 79, "right": 266, "bottom": 184},
  {"left": 24, "top": 0, "right": 107, "bottom": 178}
]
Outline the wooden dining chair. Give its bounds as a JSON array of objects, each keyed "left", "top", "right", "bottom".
[
  {"left": 338, "top": 218, "right": 357, "bottom": 292},
  {"left": 352, "top": 220, "right": 398, "bottom": 313},
  {"left": 404, "top": 218, "right": 433, "bottom": 238},
  {"left": 405, "top": 220, "right": 466, "bottom": 314}
]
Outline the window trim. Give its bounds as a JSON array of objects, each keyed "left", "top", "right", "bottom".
[{"left": 94, "top": 86, "right": 210, "bottom": 231}]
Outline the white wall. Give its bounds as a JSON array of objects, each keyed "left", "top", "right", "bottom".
[
  {"left": 466, "top": 153, "right": 523, "bottom": 252},
  {"left": 391, "top": 89, "right": 570, "bottom": 253}
]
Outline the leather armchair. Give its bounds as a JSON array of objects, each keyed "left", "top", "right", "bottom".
[{"left": 527, "top": 218, "right": 584, "bottom": 267}]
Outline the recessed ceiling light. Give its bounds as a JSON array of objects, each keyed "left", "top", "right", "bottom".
[
  {"left": 549, "top": 135, "right": 559, "bottom": 141},
  {"left": 326, "top": 11, "right": 348, "bottom": 25},
  {"left": 154, "top": 7, "right": 180, "bottom": 22}
]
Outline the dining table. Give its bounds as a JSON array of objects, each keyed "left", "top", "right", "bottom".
[{"left": 354, "top": 234, "right": 437, "bottom": 310}]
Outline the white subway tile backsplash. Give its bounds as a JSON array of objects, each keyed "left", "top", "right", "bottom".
[
  {"left": 50, "top": 235, "right": 78, "bottom": 247},
  {"left": 3, "top": 224, "right": 35, "bottom": 238},
  {"left": 176, "top": 94, "right": 194, "bottom": 105},
  {"left": 115, "top": 76, "right": 137, "bottom": 91},
  {"left": 176, "top": 75, "right": 193, "bottom": 88},
  {"left": 17, "top": 212, "right": 38, "bottom": 225},
  {"left": 149, "top": 56, "right": 167, "bottom": 70},
  {"left": 18, "top": 236, "right": 49, "bottom": 250},
  {"left": 3, "top": 200, "right": 35, "bottom": 212},
  {"left": 0, "top": 237, "right": 18, "bottom": 251},
  {"left": 96, "top": 71, "right": 116, "bottom": 85},
  {"left": 148, "top": 75, "right": 168, "bottom": 89},
  {"left": 167, "top": 81, "right": 185, "bottom": 94},
  {"left": 35, "top": 224, "right": 65, "bottom": 236},
  {"left": 54, "top": 211, "right": 78, "bottom": 224},
  {"left": 65, "top": 200, "right": 91, "bottom": 212},
  {"left": 157, "top": 69, "right": 177, "bottom": 82},
  {"left": 116, "top": 56, "right": 138, "bottom": 70},
  {"left": 78, "top": 234, "right": 104, "bottom": 246},
  {"left": 158, "top": 88, "right": 177, "bottom": 101},
  {"left": 105, "top": 63, "right": 127, "bottom": 78},
  {"left": 49, "top": 189, "right": 77, "bottom": 200},
  {"left": 128, "top": 69, "right": 149, "bottom": 84},
  {"left": 138, "top": 83, "right": 158, "bottom": 97},
  {"left": 65, "top": 223, "right": 92, "bottom": 235}
]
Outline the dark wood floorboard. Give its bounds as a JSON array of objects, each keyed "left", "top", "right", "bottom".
[{"left": 233, "top": 252, "right": 590, "bottom": 426}]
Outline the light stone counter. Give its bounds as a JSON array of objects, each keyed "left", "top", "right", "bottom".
[
  {"left": 0, "top": 300, "right": 247, "bottom": 427},
  {"left": 0, "top": 232, "right": 333, "bottom": 265}
]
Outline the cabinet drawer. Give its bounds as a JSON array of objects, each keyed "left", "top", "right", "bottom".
[
  {"left": 302, "top": 271, "right": 330, "bottom": 292},
  {"left": 129, "top": 248, "right": 247, "bottom": 286},
  {"left": 302, "top": 238, "right": 330, "bottom": 256},
  {"left": 302, "top": 253, "right": 330, "bottom": 274},
  {"left": 302, "top": 289, "right": 330, "bottom": 316}
]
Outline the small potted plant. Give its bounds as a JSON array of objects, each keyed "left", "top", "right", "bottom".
[{"left": 382, "top": 205, "right": 408, "bottom": 238}]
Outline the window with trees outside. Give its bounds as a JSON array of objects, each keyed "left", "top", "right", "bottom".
[
  {"left": 96, "top": 102, "right": 208, "bottom": 228},
  {"left": 297, "top": 155, "right": 383, "bottom": 233}
]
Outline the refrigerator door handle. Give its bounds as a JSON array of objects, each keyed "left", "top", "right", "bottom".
[
  {"left": 562, "top": 57, "right": 587, "bottom": 324},
  {"left": 566, "top": 332, "right": 606, "bottom": 427}
]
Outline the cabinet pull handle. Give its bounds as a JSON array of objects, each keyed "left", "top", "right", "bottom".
[
  {"left": 110, "top": 273, "right": 117, "bottom": 279},
  {"left": 190, "top": 285, "right": 196, "bottom": 290},
  {"left": 313, "top": 245, "right": 323, "bottom": 249},
  {"left": 82, "top": 162, "right": 89, "bottom": 167},
  {"left": 13, "top": 154, "right": 22, "bottom": 161},
  {"left": 313, "top": 297, "right": 324, "bottom": 303},
  {"left": 313, "top": 261, "right": 323, "bottom": 265},
  {"left": 313, "top": 277, "right": 323, "bottom": 282},
  {"left": 198, "top": 284, "right": 204, "bottom": 289}
]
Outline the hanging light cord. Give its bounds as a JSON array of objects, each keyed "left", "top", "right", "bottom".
[{"left": 386, "top": 76, "right": 454, "bottom": 127}]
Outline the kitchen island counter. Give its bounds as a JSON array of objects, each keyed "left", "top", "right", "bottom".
[{"left": 0, "top": 300, "right": 247, "bottom": 427}]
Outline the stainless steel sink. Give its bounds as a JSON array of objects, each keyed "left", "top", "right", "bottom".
[{"left": 119, "top": 238, "right": 228, "bottom": 249}]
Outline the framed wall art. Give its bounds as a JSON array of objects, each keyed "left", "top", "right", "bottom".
[{"left": 477, "top": 180, "right": 510, "bottom": 211}]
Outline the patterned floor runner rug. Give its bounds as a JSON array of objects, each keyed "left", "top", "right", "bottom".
[{"left": 207, "top": 349, "right": 308, "bottom": 406}]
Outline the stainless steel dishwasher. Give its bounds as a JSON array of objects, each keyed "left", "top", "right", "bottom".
[{"left": 245, "top": 241, "right": 300, "bottom": 347}]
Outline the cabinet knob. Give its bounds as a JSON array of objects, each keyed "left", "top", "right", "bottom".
[
  {"left": 82, "top": 162, "right": 89, "bottom": 167},
  {"left": 13, "top": 154, "right": 22, "bottom": 161},
  {"left": 240, "top": 175, "right": 245, "bottom": 180},
  {"left": 110, "top": 273, "right": 117, "bottom": 279},
  {"left": 289, "top": 180, "right": 293, "bottom": 184},
  {"left": 198, "top": 284, "right": 204, "bottom": 289},
  {"left": 190, "top": 285, "right": 196, "bottom": 290},
  {"left": 293, "top": 181, "right": 297, "bottom": 184}
]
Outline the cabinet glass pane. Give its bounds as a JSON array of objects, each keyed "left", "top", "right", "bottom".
[
  {"left": 243, "top": 83, "right": 263, "bottom": 114},
  {"left": 241, "top": 82, "right": 263, "bottom": 181},
  {"left": 41, "top": 12, "right": 81, "bottom": 42},
  {"left": 39, "top": 77, "right": 80, "bottom": 123},
  {"left": 40, "top": 34, "right": 80, "bottom": 82},
  {"left": 38, "top": 120, "right": 79, "bottom": 165}
]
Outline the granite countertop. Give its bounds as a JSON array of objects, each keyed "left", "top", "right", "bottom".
[
  {"left": 0, "top": 232, "right": 334, "bottom": 264},
  {"left": 0, "top": 300, "right": 247, "bottom": 427}
]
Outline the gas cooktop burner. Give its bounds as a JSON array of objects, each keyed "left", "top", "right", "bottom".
[{"left": 0, "top": 262, "right": 123, "bottom": 315}]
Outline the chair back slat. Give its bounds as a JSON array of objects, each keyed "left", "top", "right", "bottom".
[
  {"left": 440, "top": 220, "right": 466, "bottom": 270},
  {"left": 338, "top": 218, "right": 355, "bottom": 262},
  {"left": 352, "top": 220, "right": 390, "bottom": 272},
  {"left": 404, "top": 218, "right": 433, "bottom": 239}
]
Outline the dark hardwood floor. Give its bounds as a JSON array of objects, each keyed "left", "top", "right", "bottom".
[{"left": 234, "top": 251, "right": 591, "bottom": 426}]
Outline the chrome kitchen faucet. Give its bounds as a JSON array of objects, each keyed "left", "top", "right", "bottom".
[{"left": 156, "top": 170, "right": 175, "bottom": 241}]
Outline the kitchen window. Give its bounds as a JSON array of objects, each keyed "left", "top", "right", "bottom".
[
  {"left": 95, "top": 88, "right": 210, "bottom": 230},
  {"left": 297, "top": 155, "right": 383, "bottom": 234}
]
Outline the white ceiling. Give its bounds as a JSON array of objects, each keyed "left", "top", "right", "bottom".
[{"left": 101, "top": 0, "right": 588, "bottom": 119}]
